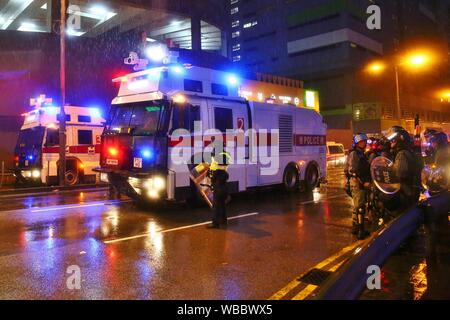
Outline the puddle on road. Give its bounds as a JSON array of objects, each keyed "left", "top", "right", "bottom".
[{"left": 360, "top": 220, "right": 450, "bottom": 300}]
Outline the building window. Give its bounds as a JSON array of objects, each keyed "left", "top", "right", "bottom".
[
  {"left": 231, "top": 20, "right": 240, "bottom": 28},
  {"left": 232, "top": 55, "right": 241, "bottom": 62},
  {"left": 243, "top": 21, "right": 258, "bottom": 29},
  {"left": 232, "top": 44, "right": 241, "bottom": 51},
  {"left": 230, "top": 0, "right": 239, "bottom": 4},
  {"left": 78, "top": 130, "right": 93, "bottom": 145},
  {"left": 231, "top": 7, "right": 239, "bottom": 15},
  {"left": 232, "top": 31, "right": 240, "bottom": 38}
]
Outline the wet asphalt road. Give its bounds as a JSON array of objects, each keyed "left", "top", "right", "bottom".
[{"left": 0, "top": 166, "right": 355, "bottom": 300}]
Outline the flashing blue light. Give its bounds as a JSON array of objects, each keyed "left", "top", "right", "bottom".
[
  {"left": 141, "top": 148, "right": 155, "bottom": 160},
  {"left": 27, "top": 155, "right": 34, "bottom": 161},
  {"left": 44, "top": 106, "right": 59, "bottom": 115},
  {"left": 227, "top": 75, "right": 239, "bottom": 86},
  {"left": 90, "top": 108, "right": 102, "bottom": 118},
  {"left": 171, "top": 65, "right": 184, "bottom": 75}
]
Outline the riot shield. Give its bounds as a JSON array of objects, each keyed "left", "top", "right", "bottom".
[{"left": 370, "top": 156, "right": 401, "bottom": 195}]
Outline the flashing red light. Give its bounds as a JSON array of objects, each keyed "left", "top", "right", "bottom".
[
  {"left": 108, "top": 147, "right": 119, "bottom": 157},
  {"left": 14, "top": 156, "right": 19, "bottom": 162}
]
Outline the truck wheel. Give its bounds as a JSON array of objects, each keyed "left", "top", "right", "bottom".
[
  {"left": 65, "top": 170, "right": 79, "bottom": 186},
  {"left": 304, "top": 164, "right": 319, "bottom": 191},
  {"left": 283, "top": 166, "right": 300, "bottom": 192}
]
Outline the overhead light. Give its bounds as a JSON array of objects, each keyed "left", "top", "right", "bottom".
[
  {"left": 66, "top": 29, "right": 85, "bottom": 37},
  {"left": 146, "top": 38, "right": 157, "bottom": 42},
  {"left": 146, "top": 45, "right": 167, "bottom": 62},
  {"left": 90, "top": 5, "right": 108, "bottom": 15},
  {"left": 18, "top": 22, "right": 38, "bottom": 32},
  {"left": 41, "top": 3, "right": 47, "bottom": 10}
]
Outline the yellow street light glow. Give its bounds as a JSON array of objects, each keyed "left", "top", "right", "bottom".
[
  {"left": 366, "top": 62, "right": 386, "bottom": 74},
  {"left": 409, "top": 54, "right": 427, "bottom": 66}
]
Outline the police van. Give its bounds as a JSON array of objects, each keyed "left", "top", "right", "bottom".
[
  {"left": 14, "top": 102, "right": 106, "bottom": 186},
  {"left": 96, "top": 65, "right": 327, "bottom": 202}
]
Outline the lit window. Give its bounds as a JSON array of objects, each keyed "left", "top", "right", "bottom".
[
  {"left": 232, "top": 20, "right": 240, "bottom": 28},
  {"left": 232, "top": 31, "right": 240, "bottom": 38},
  {"left": 231, "top": 0, "right": 239, "bottom": 4},
  {"left": 232, "top": 44, "right": 241, "bottom": 51},
  {"left": 243, "top": 21, "right": 258, "bottom": 29},
  {"left": 233, "top": 55, "right": 241, "bottom": 62},
  {"left": 231, "top": 7, "right": 239, "bottom": 15}
]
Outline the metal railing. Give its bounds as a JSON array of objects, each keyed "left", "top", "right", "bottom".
[{"left": 314, "top": 192, "right": 450, "bottom": 300}]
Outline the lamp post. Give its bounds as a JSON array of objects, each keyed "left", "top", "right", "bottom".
[
  {"left": 366, "top": 51, "right": 434, "bottom": 124},
  {"left": 58, "top": 0, "right": 67, "bottom": 186}
]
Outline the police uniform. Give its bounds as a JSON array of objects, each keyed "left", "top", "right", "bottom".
[
  {"left": 210, "top": 169, "right": 229, "bottom": 228},
  {"left": 207, "top": 153, "right": 231, "bottom": 229},
  {"left": 345, "top": 134, "right": 371, "bottom": 239},
  {"left": 387, "top": 127, "right": 422, "bottom": 211}
]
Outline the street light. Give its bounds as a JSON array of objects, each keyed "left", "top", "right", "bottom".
[{"left": 366, "top": 50, "right": 436, "bottom": 122}]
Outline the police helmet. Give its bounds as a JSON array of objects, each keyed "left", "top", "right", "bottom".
[
  {"left": 424, "top": 128, "right": 439, "bottom": 141},
  {"left": 210, "top": 152, "right": 232, "bottom": 171},
  {"left": 353, "top": 133, "right": 369, "bottom": 146},
  {"left": 386, "top": 126, "right": 412, "bottom": 145},
  {"left": 429, "top": 132, "right": 448, "bottom": 148}
]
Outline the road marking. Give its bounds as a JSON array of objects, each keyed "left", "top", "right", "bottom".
[
  {"left": 30, "top": 200, "right": 131, "bottom": 213},
  {"left": 104, "top": 212, "right": 260, "bottom": 244},
  {"left": 268, "top": 240, "right": 363, "bottom": 300},
  {"left": 292, "top": 284, "right": 318, "bottom": 300},
  {"left": 315, "top": 241, "right": 362, "bottom": 269},
  {"left": 268, "top": 278, "right": 303, "bottom": 300}
]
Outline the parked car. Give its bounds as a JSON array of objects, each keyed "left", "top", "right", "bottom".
[{"left": 327, "top": 142, "right": 346, "bottom": 166}]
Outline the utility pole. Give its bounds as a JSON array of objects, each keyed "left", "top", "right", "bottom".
[
  {"left": 58, "top": 0, "right": 67, "bottom": 186},
  {"left": 394, "top": 65, "right": 402, "bottom": 125}
]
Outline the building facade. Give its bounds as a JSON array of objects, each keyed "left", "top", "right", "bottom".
[{"left": 229, "top": 0, "right": 450, "bottom": 148}]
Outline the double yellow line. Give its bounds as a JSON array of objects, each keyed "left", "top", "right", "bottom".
[{"left": 269, "top": 241, "right": 363, "bottom": 300}]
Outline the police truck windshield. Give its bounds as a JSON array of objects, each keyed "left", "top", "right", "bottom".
[{"left": 109, "top": 101, "right": 167, "bottom": 136}]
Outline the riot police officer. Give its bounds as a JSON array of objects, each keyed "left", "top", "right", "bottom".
[
  {"left": 207, "top": 153, "right": 231, "bottom": 229},
  {"left": 386, "top": 126, "right": 422, "bottom": 210},
  {"left": 429, "top": 132, "right": 450, "bottom": 166},
  {"left": 345, "top": 133, "right": 371, "bottom": 239}
]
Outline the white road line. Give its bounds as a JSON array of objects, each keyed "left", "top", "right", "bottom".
[
  {"left": 104, "top": 212, "right": 260, "bottom": 244},
  {"left": 30, "top": 200, "right": 131, "bottom": 213}
]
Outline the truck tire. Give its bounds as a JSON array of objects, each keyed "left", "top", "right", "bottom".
[
  {"left": 65, "top": 170, "right": 79, "bottom": 186},
  {"left": 283, "top": 165, "right": 300, "bottom": 192},
  {"left": 304, "top": 164, "right": 319, "bottom": 191}
]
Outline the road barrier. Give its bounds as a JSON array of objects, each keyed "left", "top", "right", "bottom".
[{"left": 314, "top": 192, "right": 450, "bottom": 300}]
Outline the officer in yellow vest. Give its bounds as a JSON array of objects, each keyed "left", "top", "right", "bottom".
[{"left": 207, "top": 152, "right": 231, "bottom": 229}]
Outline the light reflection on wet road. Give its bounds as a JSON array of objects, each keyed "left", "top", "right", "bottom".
[{"left": 0, "top": 167, "right": 358, "bottom": 299}]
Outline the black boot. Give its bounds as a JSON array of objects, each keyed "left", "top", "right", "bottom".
[{"left": 357, "top": 214, "right": 370, "bottom": 240}]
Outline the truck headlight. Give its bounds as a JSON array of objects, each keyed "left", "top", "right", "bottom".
[
  {"left": 21, "top": 171, "right": 32, "bottom": 178},
  {"left": 143, "top": 176, "right": 165, "bottom": 191},
  {"left": 32, "top": 170, "right": 41, "bottom": 178},
  {"left": 153, "top": 177, "right": 165, "bottom": 191},
  {"left": 148, "top": 190, "right": 159, "bottom": 199}
]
